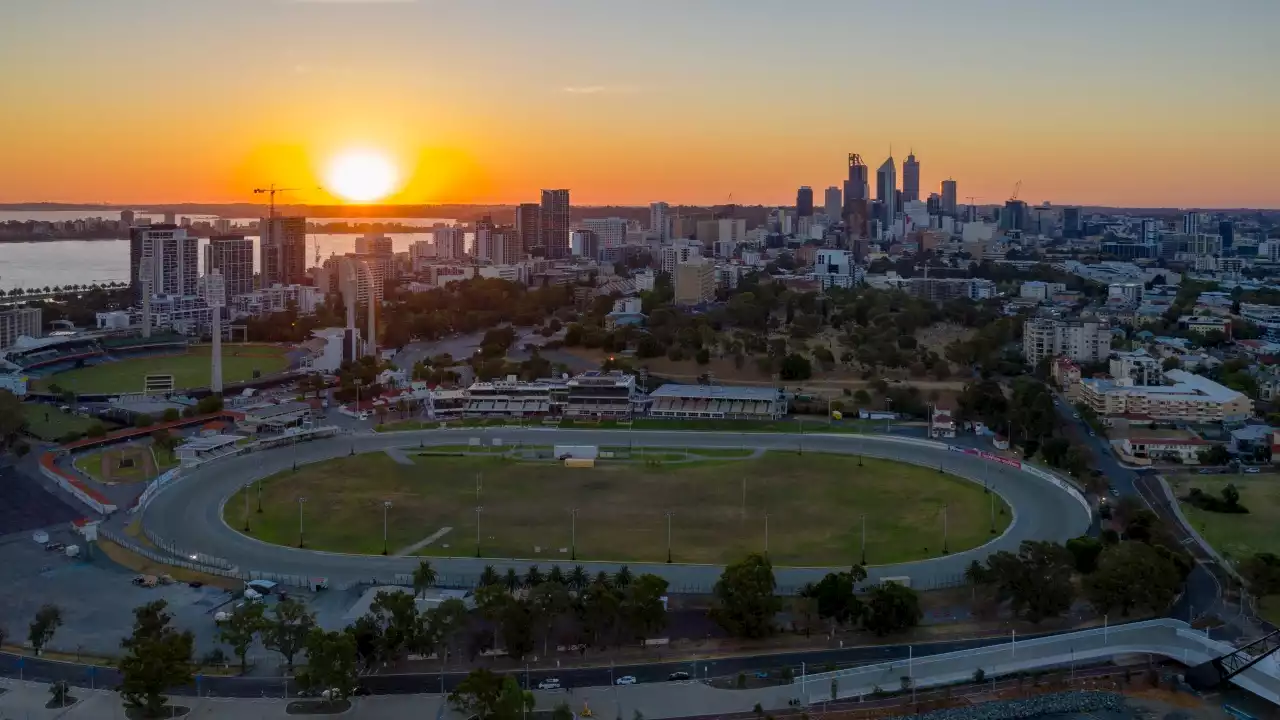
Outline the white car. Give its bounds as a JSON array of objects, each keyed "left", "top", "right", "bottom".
[
  {"left": 1245, "top": 467, "right": 1261, "bottom": 474},
  {"left": 536, "top": 679, "right": 561, "bottom": 690},
  {"left": 615, "top": 676, "right": 637, "bottom": 686}
]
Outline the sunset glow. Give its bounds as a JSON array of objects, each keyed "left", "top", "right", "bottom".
[{"left": 324, "top": 150, "right": 398, "bottom": 203}]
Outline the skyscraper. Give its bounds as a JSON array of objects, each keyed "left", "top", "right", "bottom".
[
  {"left": 1141, "top": 219, "right": 1159, "bottom": 247},
  {"left": 260, "top": 216, "right": 307, "bottom": 287},
  {"left": 902, "top": 152, "right": 920, "bottom": 203},
  {"left": 119, "top": 210, "right": 135, "bottom": 229},
  {"left": 582, "top": 217, "right": 628, "bottom": 250},
  {"left": 1183, "top": 211, "right": 1199, "bottom": 235},
  {"left": 131, "top": 225, "right": 198, "bottom": 298},
  {"left": 432, "top": 224, "right": 466, "bottom": 260},
  {"left": 876, "top": 155, "right": 897, "bottom": 224},
  {"left": 649, "top": 202, "right": 669, "bottom": 240},
  {"left": 796, "top": 186, "right": 814, "bottom": 217},
  {"left": 1002, "top": 200, "right": 1028, "bottom": 232},
  {"left": 474, "top": 215, "right": 495, "bottom": 262},
  {"left": 844, "top": 153, "right": 870, "bottom": 238},
  {"left": 940, "top": 179, "right": 958, "bottom": 216},
  {"left": 1063, "top": 207, "right": 1082, "bottom": 238},
  {"left": 515, "top": 203, "right": 540, "bottom": 260},
  {"left": 204, "top": 235, "right": 255, "bottom": 297},
  {"left": 824, "top": 186, "right": 842, "bottom": 220},
  {"left": 1219, "top": 220, "right": 1234, "bottom": 249},
  {"left": 540, "top": 189, "right": 570, "bottom": 259}
]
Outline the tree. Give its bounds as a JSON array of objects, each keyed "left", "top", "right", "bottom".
[
  {"left": 546, "top": 565, "right": 566, "bottom": 586},
  {"left": 1198, "top": 444, "right": 1231, "bottom": 466},
  {"left": 499, "top": 596, "right": 536, "bottom": 660},
  {"left": 503, "top": 568, "right": 521, "bottom": 594},
  {"left": 581, "top": 580, "right": 622, "bottom": 648},
  {"left": 1085, "top": 541, "right": 1182, "bottom": 617},
  {"left": 614, "top": 565, "right": 633, "bottom": 588},
  {"left": 1221, "top": 483, "right": 1241, "bottom": 509},
  {"left": 524, "top": 565, "right": 545, "bottom": 588},
  {"left": 262, "top": 597, "right": 315, "bottom": 672},
  {"left": 217, "top": 599, "right": 265, "bottom": 672},
  {"left": 28, "top": 604, "right": 62, "bottom": 656},
  {"left": 196, "top": 394, "right": 224, "bottom": 415},
  {"left": 162, "top": 408, "right": 180, "bottom": 423},
  {"left": 370, "top": 589, "right": 420, "bottom": 662},
  {"left": 1162, "top": 356, "right": 1181, "bottom": 371},
  {"left": 779, "top": 353, "right": 812, "bottom": 381},
  {"left": 133, "top": 413, "right": 154, "bottom": 429},
  {"left": 1065, "top": 535, "right": 1105, "bottom": 574},
  {"left": 297, "top": 628, "right": 359, "bottom": 702},
  {"left": 413, "top": 560, "right": 438, "bottom": 598},
  {"left": 568, "top": 565, "right": 589, "bottom": 592},
  {"left": 450, "top": 669, "right": 533, "bottom": 720},
  {"left": 862, "top": 582, "right": 922, "bottom": 636},
  {"left": 0, "top": 390, "right": 28, "bottom": 450},
  {"left": 806, "top": 572, "right": 862, "bottom": 632},
  {"left": 118, "top": 601, "right": 194, "bottom": 718},
  {"left": 711, "top": 553, "right": 782, "bottom": 639},
  {"left": 985, "top": 541, "right": 1076, "bottom": 622},
  {"left": 622, "top": 574, "right": 670, "bottom": 641},
  {"left": 479, "top": 565, "right": 501, "bottom": 588}
]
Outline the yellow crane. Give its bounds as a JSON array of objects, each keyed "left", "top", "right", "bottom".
[{"left": 252, "top": 184, "right": 301, "bottom": 219}]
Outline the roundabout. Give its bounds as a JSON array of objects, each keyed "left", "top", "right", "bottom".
[{"left": 140, "top": 429, "right": 1093, "bottom": 590}]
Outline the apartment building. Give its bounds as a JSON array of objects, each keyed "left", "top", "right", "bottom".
[
  {"left": 673, "top": 257, "right": 716, "bottom": 307},
  {"left": 1078, "top": 369, "right": 1252, "bottom": 423},
  {"left": 1022, "top": 317, "right": 1110, "bottom": 365},
  {"left": 0, "top": 307, "right": 42, "bottom": 351}
]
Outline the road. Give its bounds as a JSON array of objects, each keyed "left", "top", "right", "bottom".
[{"left": 141, "top": 429, "right": 1091, "bottom": 591}]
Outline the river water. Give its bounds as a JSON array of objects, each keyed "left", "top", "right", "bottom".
[{"left": 0, "top": 213, "right": 456, "bottom": 291}]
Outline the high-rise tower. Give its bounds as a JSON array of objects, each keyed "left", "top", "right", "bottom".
[
  {"left": 843, "top": 153, "right": 870, "bottom": 238},
  {"left": 796, "top": 186, "right": 814, "bottom": 217},
  {"left": 902, "top": 151, "right": 920, "bottom": 203},
  {"left": 876, "top": 155, "right": 897, "bottom": 223},
  {"left": 260, "top": 216, "right": 307, "bottom": 287},
  {"left": 940, "top": 179, "right": 958, "bottom": 216},
  {"left": 515, "top": 203, "right": 540, "bottom": 260},
  {"left": 540, "top": 189, "right": 570, "bottom": 259}
]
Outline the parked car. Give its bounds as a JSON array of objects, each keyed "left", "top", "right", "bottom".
[
  {"left": 1198, "top": 469, "right": 1216, "bottom": 475},
  {"left": 536, "top": 678, "right": 562, "bottom": 690},
  {"left": 667, "top": 672, "right": 691, "bottom": 681},
  {"left": 44, "top": 542, "right": 66, "bottom": 552},
  {"left": 1244, "top": 467, "right": 1261, "bottom": 474},
  {"left": 615, "top": 676, "right": 637, "bottom": 686},
  {"left": 1072, "top": 412, "right": 1080, "bottom": 419}
]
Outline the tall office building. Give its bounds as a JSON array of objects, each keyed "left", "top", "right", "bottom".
[
  {"left": 163, "top": 211, "right": 176, "bottom": 225},
  {"left": 432, "top": 224, "right": 467, "bottom": 260},
  {"left": 902, "top": 152, "right": 920, "bottom": 203},
  {"left": 843, "top": 153, "right": 870, "bottom": 238},
  {"left": 540, "top": 189, "right": 570, "bottom": 259},
  {"left": 649, "top": 202, "right": 669, "bottom": 240},
  {"left": 1063, "top": 207, "right": 1082, "bottom": 238},
  {"left": 119, "top": 210, "right": 135, "bottom": 229},
  {"left": 940, "top": 179, "right": 958, "bottom": 216},
  {"left": 824, "top": 186, "right": 842, "bottom": 220},
  {"left": 204, "top": 235, "right": 255, "bottom": 297},
  {"left": 473, "top": 216, "right": 495, "bottom": 262},
  {"left": 515, "top": 203, "right": 540, "bottom": 260},
  {"left": 260, "top": 216, "right": 307, "bottom": 287},
  {"left": 796, "top": 186, "right": 814, "bottom": 217},
  {"left": 875, "top": 155, "right": 897, "bottom": 224},
  {"left": 1183, "top": 211, "right": 1199, "bottom": 235},
  {"left": 581, "top": 217, "right": 628, "bottom": 250},
  {"left": 1219, "top": 220, "right": 1235, "bottom": 250},
  {"left": 1002, "top": 200, "right": 1028, "bottom": 232},
  {"left": 1141, "top": 219, "right": 1159, "bottom": 247},
  {"left": 489, "top": 226, "right": 516, "bottom": 265},
  {"left": 130, "top": 225, "right": 199, "bottom": 299}
]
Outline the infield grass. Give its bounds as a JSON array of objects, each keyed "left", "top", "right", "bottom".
[
  {"left": 226, "top": 451, "right": 1010, "bottom": 566},
  {"left": 34, "top": 344, "right": 290, "bottom": 394}
]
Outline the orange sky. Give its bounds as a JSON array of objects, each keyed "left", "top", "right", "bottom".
[{"left": 2, "top": 1, "right": 1278, "bottom": 209}]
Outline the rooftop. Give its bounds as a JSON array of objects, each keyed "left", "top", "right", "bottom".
[
  {"left": 1082, "top": 370, "right": 1245, "bottom": 403},
  {"left": 648, "top": 383, "right": 781, "bottom": 401}
]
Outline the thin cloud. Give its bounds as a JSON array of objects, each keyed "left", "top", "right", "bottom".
[
  {"left": 560, "top": 86, "right": 639, "bottom": 95},
  {"left": 286, "top": 0, "right": 418, "bottom": 4}
]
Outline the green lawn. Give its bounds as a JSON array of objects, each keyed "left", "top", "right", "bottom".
[
  {"left": 1170, "top": 477, "right": 1280, "bottom": 562},
  {"left": 35, "top": 344, "right": 290, "bottom": 394},
  {"left": 73, "top": 444, "right": 158, "bottom": 484},
  {"left": 226, "top": 451, "right": 1010, "bottom": 565},
  {"left": 21, "top": 404, "right": 118, "bottom": 442}
]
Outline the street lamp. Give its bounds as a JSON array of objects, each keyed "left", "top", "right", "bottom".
[
  {"left": 941, "top": 503, "right": 949, "bottom": 555},
  {"left": 242, "top": 486, "right": 251, "bottom": 532},
  {"left": 382, "top": 501, "right": 393, "bottom": 555},
  {"left": 764, "top": 513, "right": 770, "bottom": 555},
  {"left": 297, "top": 497, "right": 308, "bottom": 548},
  {"left": 884, "top": 398, "right": 893, "bottom": 434},
  {"left": 860, "top": 513, "right": 867, "bottom": 565},
  {"left": 256, "top": 478, "right": 263, "bottom": 513},
  {"left": 475, "top": 506, "right": 484, "bottom": 558},
  {"left": 570, "top": 508, "right": 578, "bottom": 561},
  {"left": 990, "top": 492, "right": 996, "bottom": 534},
  {"left": 665, "top": 510, "right": 674, "bottom": 563}
]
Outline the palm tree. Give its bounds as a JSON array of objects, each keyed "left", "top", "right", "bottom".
[
  {"left": 593, "top": 571, "right": 612, "bottom": 589},
  {"left": 412, "top": 560, "right": 437, "bottom": 598},
  {"left": 524, "top": 564, "right": 544, "bottom": 588},
  {"left": 849, "top": 563, "right": 868, "bottom": 584},
  {"left": 568, "top": 565, "right": 589, "bottom": 592},
  {"left": 479, "top": 565, "right": 500, "bottom": 587},
  {"left": 613, "top": 565, "right": 633, "bottom": 588},
  {"left": 546, "top": 565, "right": 566, "bottom": 586},
  {"left": 503, "top": 568, "right": 520, "bottom": 594}
]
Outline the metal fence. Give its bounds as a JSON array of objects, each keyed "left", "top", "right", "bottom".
[
  {"left": 141, "top": 526, "right": 235, "bottom": 570},
  {"left": 99, "top": 526, "right": 242, "bottom": 581}
]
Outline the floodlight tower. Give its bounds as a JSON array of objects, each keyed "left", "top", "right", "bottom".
[{"left": 207, "top": 269, "right": 226, "bottom": 394}]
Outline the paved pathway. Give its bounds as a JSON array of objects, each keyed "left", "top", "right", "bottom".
[
  {"left": 140, "top": 429, "right": 1092, "bottom": 591},
  {"left": 395, "top": 526, "right": 452, "bottom": 556},
  {"left": 383, "top": 447, "right": 414, "bottom": 466}
]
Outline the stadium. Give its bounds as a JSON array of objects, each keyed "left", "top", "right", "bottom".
[{"left": 0, "top": 329, "right": 300, "bottom": 400}]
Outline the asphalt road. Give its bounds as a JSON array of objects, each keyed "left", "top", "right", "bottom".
[{"left": 141, "top": 429, "right": 1091, "bottom": 591}]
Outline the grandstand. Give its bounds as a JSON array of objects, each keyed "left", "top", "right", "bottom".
[
  {"left": 0, "top": 330, "right": 188, "bottom": 376},
  {"left": 647, "top": 384, "right": 786, "bottom": 420},
  {"left": 463, "top": 377, "right": 567, "bottom": 419},
  {"left": 564, "top": 370, "right": 638, "bottom": 420}
]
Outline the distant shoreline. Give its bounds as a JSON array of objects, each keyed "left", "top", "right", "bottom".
[{"left": 0, "top": 228, "right": 435, "bottom": 243}]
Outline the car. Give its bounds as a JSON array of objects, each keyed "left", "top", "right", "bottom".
[
  {"left": 1245, "top": 467, "right": 1261, "bottom": 474},
  {"left": 1108, "top": 487, "right": 1120, "bottom": 498},
  {"left": 536, "top": 679, "right": 562, "bottom": 690},
  {"left": 1073, "top": 412, "right": 1080, "bottom": 419},
  {"left": 667, "top": 672, "right": 691, "bottom": 681},
  {"left": 44, "top": 542, "right": 66, "bottom": 552},
  {"left": 1088, "top": 430, "right": 1096, "bottom": 437},
  {"left": 615, "top": 676, "right": 637, "bottom": 686},
  {"left": 1198, "top": 468, "right": 1216, "bottom": 475},
  {"left": 352, "top": 685, "right": 371, "bottom": 697}
]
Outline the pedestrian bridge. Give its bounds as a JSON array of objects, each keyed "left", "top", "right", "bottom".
[{"left": 799, "top": 619, "right": 1280, "bottom": 706}]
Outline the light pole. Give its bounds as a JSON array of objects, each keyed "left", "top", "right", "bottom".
[
  {"left": 297, "top": 497, "right": 307, "bottom": 548},
  {"left": 570, "top": 508, "right": 578, "bottom": 561},
  {"left": 989, "top": 492, "right": 996, "bottom": 534},
  {"left": 665, "top": 510, "right": 674, "bottom": 563},
  {"left": 256, "top": 478, "right": 263, "bottom": 513},
  {"left": 476, "top": 473, "right": 482, "bottom": 502},
  {"left": 475, "top": 506, "right": 484, "bottom": 558},
  {"left": 764, "top": 513, "right": 770, "bottom": 555},
  {"left": 860, "top": 513, "right": 867, "bottom": 565},
  {"left": 941, "top": 503, "right": 949, "bottom": 554},
  {"left": 382, "top": 500, "right": 393, "bottom": 555},
  {"left": 884, "top": 398, "right": 893, "bottom": 434},
  {"left": 242, "top": 487, "right": 250, "bottom": 532}
]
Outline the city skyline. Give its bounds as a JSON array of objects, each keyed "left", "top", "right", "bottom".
[{"left": 1, "top": 0, "right": 1278, "bottom": 209}]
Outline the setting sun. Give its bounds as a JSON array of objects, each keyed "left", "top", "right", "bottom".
[{"left": 324, "top": 149, "right": 398, "bottom": 203}]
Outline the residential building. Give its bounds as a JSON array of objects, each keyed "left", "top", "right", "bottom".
[
  {"left": 660, "top": 241, "right": 701, "bottom": 275},
  {"left": 334, "top": 255, "right": 385, "bottom": 306},
  {"left": 649, "top": 202, "right": 669, "bottom": 240},
  {"left": 813, "top": 249, "right": 863, "bottom": 289},
  {"left": 260, "top": 216, "right": 307, "bottom": 287},
  {"left": 131, "top": 225, "right": 199, "bottom": 298},
  {"left": 929, "top": 406, "right": 956, "bottom": 439},
  {"left": 432, "top": 224, "right": 467, "bottom": 260},
  {"left": 1229, "top": 425, "right": 1274, "bottom": 458},
  {"left": 204, "top": 235, "right": 255, "bottom": 297},
  {"left": 673, "top": 257, "right": 716, "bottom": 307},
  {"left": 1052, "top": 357, "right": 1082, "bottom": 392},
  {"left": 1120, "top": 430, "right": 1213, "bottom": 463},
  {"left": 0, "top": 307, "right": 41, "bottom": 350},
  {"left": 1183, "top": 211, "right": 1200, "bottom": 235},
  {"left": 355, "top": 233, "right": 393, "bottom": 256},
  {"left": 824, "top": 186, "right": 842, "bottom": 220},
  {"left": 902, "top": 152, "right": 920, "bottom": 203},
  {"left": 1020, "top": 281, "right": 1067, "bottom": 301},
  {"left": 1022, "top": 317, "right": 1110, "bottom": 365},
  {"left": 540, "top": 189, "right": 570, "bottom": 258},
  {"left": 796, "top": 186, "right": 814, "bottom": 217},
  {"left": 906, "top": 277, "right": 996, "bottom": 303},
  {"left": 1110, "top": 349, "right": 1162, "bottom": 386},
  {"left": 1078, "top": 369, "right": 1252, "bottom": 423},
  {"left": 1108, "top": 283, "right": 1143, "bottom": 305},
  {"left": 409, "top": 240, "right": 437, "bottom": 271},
  {"left": 718, "top": 218, "right": 746, "bottom": 247},
  {"left": 1178, "top": 315, "right": 1231, "bottom": 337},
  {"left": 515, "top": 203, "right": 540, "bottom": 260},
  {"left": 232, "top": 284, "right": 323, "bottom": 318}
]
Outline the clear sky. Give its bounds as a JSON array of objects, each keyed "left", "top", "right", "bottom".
[{"left": 2, "top": 0, "right": 1278, "bottom": 208}]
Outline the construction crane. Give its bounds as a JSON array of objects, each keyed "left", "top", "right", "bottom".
[
  {"left": 965, "top": 196, "right": 983, "bottom": 221},
  {"left": 253, "top": 184, "right": 301, "bottom": 219},
  {"left": 1009, "top": 181, "right": 1022, "bottom": 202}
]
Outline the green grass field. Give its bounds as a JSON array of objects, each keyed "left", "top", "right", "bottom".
[
  {"left": 21, "top": 404, "right": 119, "bottom": 441},
  {"left": 226, "top": 451, "right": 1010, "bottom": 565},
  {"left": 34, "top": 344, "right": 290, "bottom": 394}
]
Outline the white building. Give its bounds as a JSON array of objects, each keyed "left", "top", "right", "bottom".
[
  {"left": 660, "top": 241, "right": 702, "bottom": 275},
  {"left": 231, "top": 284, "right": 323, "bottom": 318},
  {"left": 1109, "top": 349, "right": 1162, "bottom": 386},
  {"left": 1080, "top": 369, "right": 1252, "bottom": 424},
  {"left": 1108, "top": 283, "right": 1143, "bottom": 305},
  {"left": 813, "top": 249, "right": 863, "bottom": 289},
  {"left": 409, "top": 240, "right": 437, "bottom": 271},
  {"left": 649, "top": 202, "right": 669, "bottom": 240},
  {"left": 1020, "top": 281, "right": 1067, "bottom": 301},
  {"left": 477, "top": 264, "right": 529, "bottom": 285},
  {"left": 95, "top": 310, "right": 132, "bottom": 331},
  {"left": 581, "top": 217, "right": 628, "bottom": 251},
  {"left": 1022, "top": 317, "right": 1110, "bottom": 365},
  {"left": 137, "top": 226, "right": 199, "bottom": 297},
  {"left": 432, "top": 224, "right": 467, "bottom": 260},
  {"left": 718, "top": 218, "right": 747, "bottom": 246},
  {"left": 0, "top": 307, "right": 42, "bottom": 351},
  {"left": 634, "top": 270, "right": 656, "bottom": 292}
]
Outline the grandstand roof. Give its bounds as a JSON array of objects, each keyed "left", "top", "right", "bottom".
[{"left": 648, "top": 384, "right": 781, "bottom": 401}]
